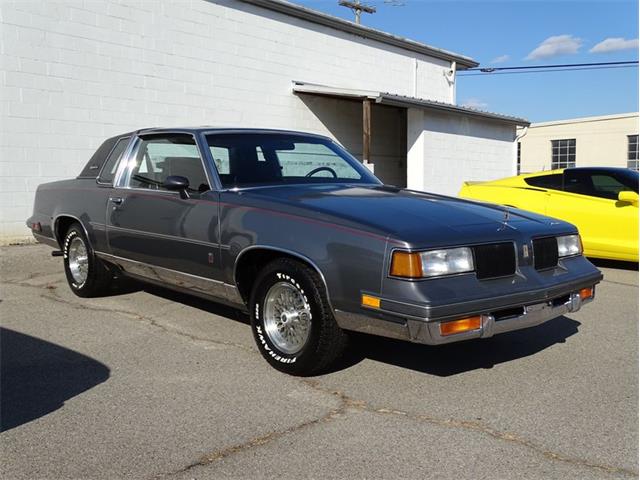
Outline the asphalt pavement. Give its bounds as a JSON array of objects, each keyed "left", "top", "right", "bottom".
[{"left": 1, "top": 244, "right": 637, "bottom": 479}]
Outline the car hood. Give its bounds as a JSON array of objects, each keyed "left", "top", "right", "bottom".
[{"left": 230, "top": 184, "right": 576, "bottom": 246}]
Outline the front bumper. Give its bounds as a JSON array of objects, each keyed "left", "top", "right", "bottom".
[{"left": 334, "top": 284, "right": 598, "bottom": 346}]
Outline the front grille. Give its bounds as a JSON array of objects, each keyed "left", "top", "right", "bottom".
[
  {"left": 533, "top": 237, "right": 559, "bottom": 270},
  {"left": 473, "top": 242, "right": 516, "bottom": 280}
]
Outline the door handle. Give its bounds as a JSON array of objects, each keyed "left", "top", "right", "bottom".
[{"left": 109, "top": 197, "right": 123, "bottom": 205}]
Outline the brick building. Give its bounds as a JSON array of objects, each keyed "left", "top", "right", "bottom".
[{"left": 0, "top": 0, "right": 528, "bottom": 243}]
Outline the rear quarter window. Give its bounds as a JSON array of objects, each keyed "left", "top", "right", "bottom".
[
  {"left": 78, "top": 133, "right": 132, "bottom": 178},
  {"left": 97, "top": 137, "right": 130, "bottom": 184},
  {"left": 524, "top": 174, "right": 563, "bottom": 190}
]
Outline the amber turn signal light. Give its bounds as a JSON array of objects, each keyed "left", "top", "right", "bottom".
[
  {"left": 361, "top": 294, "right": 381, "bottom": 308},
  {"left": 390, "top": 251, "right": 423, "bottom": 278},
  {"left": 579, "top": 287, "right": 593, "bottom": 300},
  {"left": 439, "top": 316, "right": 482, "bottom": 336}
]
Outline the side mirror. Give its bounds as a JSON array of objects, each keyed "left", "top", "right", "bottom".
[
  {"left": 163, "top": 175, "right": 190, "bottom": 199},
  {"left": 618, "top": 190, "right": 638, "bottom": 205}
]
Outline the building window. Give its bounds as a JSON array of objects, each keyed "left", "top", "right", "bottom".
[
  {"left": 628, "top": 135, "right": 639, "bottom": 170},
  {"left": 517, "top": 142, "right": 521, "bottom": 174},
  {"left": 551, "top": 139, "right": 576, "bottom": 169}
]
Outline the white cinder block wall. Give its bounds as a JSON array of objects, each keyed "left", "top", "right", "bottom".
[
  {"left": 407, "top": 110, "right": 516, "bottom": 196},
  {"left": 0, "top": 0, "right": 457, "bottom": 242}
]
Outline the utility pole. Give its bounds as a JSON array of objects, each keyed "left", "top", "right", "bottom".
[{"left": 338, "top": 0, "right": 376, "bottom": 24}]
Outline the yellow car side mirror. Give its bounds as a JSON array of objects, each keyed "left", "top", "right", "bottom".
[{"left": 618, "top": 191, "right": 639, "bottom": 205}]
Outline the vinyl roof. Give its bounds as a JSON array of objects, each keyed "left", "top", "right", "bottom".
[
  {"left": 292, "top": 81, "right": 530, "bottom": 126},
  {"left": 237, "top": 0, "right": 479, "bottom": 69}
]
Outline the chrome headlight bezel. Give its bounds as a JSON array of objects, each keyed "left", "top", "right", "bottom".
[
  {"left": 389, "top": 247, "right": 475, "bottom": 279},
  {"left": 419, "top": 247, "right": 475, "bottom": 278},
  {"left": 557, "top": 234, "right": 583, "bottom": 258}
]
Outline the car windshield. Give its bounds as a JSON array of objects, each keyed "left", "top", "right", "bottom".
[{"left": 206, "top": 133, "right": 381, "bottom": 188}]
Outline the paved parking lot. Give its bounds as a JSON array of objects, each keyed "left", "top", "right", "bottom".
[{"left": 1, "top": 244, "right": 638, "bottom": 479}]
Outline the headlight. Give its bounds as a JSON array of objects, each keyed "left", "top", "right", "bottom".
[
  {"left": 390, "top": 247, "right": 474, "bottom": 278},
  {"left": 557, "top": 234, "right": 582, "bottom": 257}
]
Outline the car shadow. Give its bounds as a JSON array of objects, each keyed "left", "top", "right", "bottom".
[
  {"left": 134, "top": 284, "right": 580, "bottom": 377},
  {"left": 0, "top": 327, "right": 110, "bottom": 432},
  {"left": 141, "top": 283, "right": 251, "bottom": 326},
  {"left": 132, "top": 280, "right": 580, "bottom": 377},
  {"left": 329, "top": 316, "right": 581, "bottom": 376},
  {"left": 86, "top": 277, "right": 250, "bottom": 328},
  {"left": 588, "top": 258, "right": 638, "bottom": 271}
]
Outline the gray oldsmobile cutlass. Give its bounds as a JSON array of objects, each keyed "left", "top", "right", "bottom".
[{"left": 28, "top": 128, "right": 603, "bottom": 375}]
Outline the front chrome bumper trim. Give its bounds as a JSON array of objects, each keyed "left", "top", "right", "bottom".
[{"left": 335, "top": 289, "right": 595, "bottom": 346}]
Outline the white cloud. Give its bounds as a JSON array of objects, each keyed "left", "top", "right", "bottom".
[
  {"left": 525, "top": 35, "right": 582, "bottom": 60},
  {"left": 490, "top": 54, "right": 510, "bottom": 64},
  {"left": 461, "top": 98, "right": 488, "bottom": 110},
  {"left": 590, "top": 37, "right": 639, "bottom": 53}
]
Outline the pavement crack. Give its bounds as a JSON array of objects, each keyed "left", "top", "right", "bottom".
[
  {"left": 602, "top": 279, "right": 638, "bottom": 288},
  {"left": 300, "top": 381, "right": 638, "bottom": 478},
  {"left": 1, "top": 277, "right": 64, "bottom": 290},
  {"left": 38, "top": 288, "right": 256, "bottom": 354},
  {"left": 153, "top": 386, "right": 350, "bottom": 479}
]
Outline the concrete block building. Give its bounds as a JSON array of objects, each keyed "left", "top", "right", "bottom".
[
  {"left": 518, "top": 113, "right": 639, "bottom": 173},
  {"left": 0, "top": 0, "right": 528, "bottom": 243}
]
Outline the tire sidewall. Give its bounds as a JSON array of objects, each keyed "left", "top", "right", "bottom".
[
  {"left": 62, "top": 226, "right": 93, "bottom": 294},
  {"left": 250, "top": 263, "right": 322, "bottom": 373}
]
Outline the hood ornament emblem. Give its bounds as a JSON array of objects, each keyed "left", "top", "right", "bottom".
[{"left": 497, "top": 207, "right": 517, "bottom": 231}]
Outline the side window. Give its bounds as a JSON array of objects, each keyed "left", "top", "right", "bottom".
[
  {"left": 123, "top": 134, "right": 210, "bottom": 193},
  {"left": 564, "top": 170, "right": 593, "bottom": 196},
  {"left": 98, "top": 137, "right": 129, "bottom": 184},
  {"left": 591, "top": 174, "right": 631, "bottom": 200},
  {"left": 524, "top": 173, "right": 563, "bottom": 190}
]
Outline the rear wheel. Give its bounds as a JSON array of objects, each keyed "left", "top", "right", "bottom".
[
  {"left": 62, "top": 223, "right": 113, "bottom": 297},
  {"left": 250, "top": 258, "right": 348, "bottom": 375}
]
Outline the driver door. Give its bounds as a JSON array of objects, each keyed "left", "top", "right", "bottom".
[{"left": 106, "top": 132, "right": 226, "bottom": 297}]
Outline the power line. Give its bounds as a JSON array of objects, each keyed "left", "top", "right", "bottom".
[
  {"left": 459, "top": 60, "right": 638, "bottom": 76},
  {"left": 468, "top": 60, "right": 638, "bottom": 72},
  {"left": 459, "top": 63, "right": 638, "bottom": 76}
]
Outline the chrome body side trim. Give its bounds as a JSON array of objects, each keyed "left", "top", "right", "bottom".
[
  {"left": 102, "top": 224, "right": 220, "bottom": 249},
  {"left": 95, "top": 252, "right": 244, "bottom": 306},
  {"left": 89, "top": 222, "right": 107, "bottom": 231},
  {"left": 335, "top": 290, "right": 595, "bottom": 346}
]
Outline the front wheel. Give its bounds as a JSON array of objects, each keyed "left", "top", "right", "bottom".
[
  {"left": 250, "top": 258, "right": 348, "bottom": 375},
  {"left": 62, "top": 223, "right": 113, "bottom": 297}
]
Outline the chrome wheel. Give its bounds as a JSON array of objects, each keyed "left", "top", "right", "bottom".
[
  {"left": 263, "top": 281, "right": 312, "bottom": 354},
  {"left": 68, "top": 236, "right": 89, "bottom": 286}
]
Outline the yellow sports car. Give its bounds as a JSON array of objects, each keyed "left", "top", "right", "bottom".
[{"left": 459, "top": 167, "right": 638, "bottom": 262}]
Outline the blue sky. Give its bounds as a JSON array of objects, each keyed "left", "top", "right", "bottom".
[{"left": 295, "top": 0, "right": 639, "bottom": 122}]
